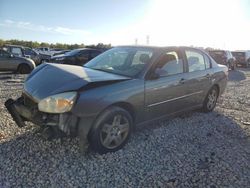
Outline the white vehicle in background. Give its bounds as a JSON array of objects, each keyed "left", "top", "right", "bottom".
[
  {"left": 231, "top": 51, "right": 250, "bottom": 68},
  {"left": 34, "top": 47, "right": 68, "bottom": 63}
]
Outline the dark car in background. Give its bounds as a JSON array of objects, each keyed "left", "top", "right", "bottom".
[
  {"left": 231, "top": 51, "right": 250, "bottom": 68},
  {"left": 0, "top": 49, "right": 36, "bottom": 73},
  {"left": 50, "top": 48, "right": 102, "bottom": 66},
  {"left": 208, "top": 50, "right": 236, "bottom": 70},
  {"left": 5, "top": 46, "right": 228, "bottom": 154}
]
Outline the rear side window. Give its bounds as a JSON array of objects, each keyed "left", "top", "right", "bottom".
[{"left": 186, "top": 50, "right": 206, "bottom": 72}]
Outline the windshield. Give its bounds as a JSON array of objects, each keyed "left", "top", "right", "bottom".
[
  {"left": 84, "top": 47, "right": 154, "bottom": 77},
  {"left": 65, "top": 49, "right": 81, "bottom": 56}
]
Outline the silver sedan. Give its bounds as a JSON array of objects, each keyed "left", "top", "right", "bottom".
[{"left": 0, "top": 49, "right": 36, "bottom": 74}]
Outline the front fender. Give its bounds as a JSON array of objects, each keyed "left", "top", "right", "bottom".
[{"left": 71, "top": 79, "right": 145, "bottom": 122}]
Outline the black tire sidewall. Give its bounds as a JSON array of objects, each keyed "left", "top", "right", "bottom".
[
  {"left": 89, "top": 106, "right": 133, "bottom": 154},
  {"left": 18, "top": 64, "right": 31, "bottom": 74}
]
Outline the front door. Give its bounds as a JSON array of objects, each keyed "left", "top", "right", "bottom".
[{"left": 145, "top": 49, "right": 190, "bottom": 120}]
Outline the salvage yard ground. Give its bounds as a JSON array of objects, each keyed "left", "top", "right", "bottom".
[{"left": 0, "top": 69, "right": 250, "bottom": 187}]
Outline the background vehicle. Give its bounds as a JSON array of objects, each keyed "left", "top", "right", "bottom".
[
  {"left": 208, "top": 50, "right": 236, "bottom": 70},
  {"left": 5, "top": 46, "right": 228, "bottom": 154},
  {"left": 3, "top": 45, "right": 41, "bottom": 65},
  {"left": 231, "top": 51, "right": 250, "bottom": 68},
  {"left": 52, "top": 50, "right": 70, "bottom": 56},
  {"left": 50, "top": 48, "right": 102, "bottom": 66},
  {"left": 3, "top": 44, "right": 26, "bottom": 57},
  {"left": 0, "top": 49, "right": 36, "bottom": 73}
]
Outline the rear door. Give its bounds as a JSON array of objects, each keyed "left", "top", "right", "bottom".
[
  {"left": 183, "top": 49, "right": 213, "bottom": 106},
  {"left": 145, "top": 49, "right": 190, "bottom": 119}
]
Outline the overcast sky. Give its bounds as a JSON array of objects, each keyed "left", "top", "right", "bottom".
[{"left": 0, "top": 0, "right": 250, "bottom": 50}]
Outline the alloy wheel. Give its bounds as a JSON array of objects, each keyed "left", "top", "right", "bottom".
[
  {"left": 100, "top": 114, "right": 130, "bottom": 149},
  {"left": 207, "top": 89, "right": 218, "bottom": 110}
]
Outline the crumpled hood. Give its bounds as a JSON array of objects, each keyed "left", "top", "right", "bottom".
[{"left": 24, "top": 63, "right": 130, "bottom": 101}]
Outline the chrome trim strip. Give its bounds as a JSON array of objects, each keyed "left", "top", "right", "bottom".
[{"left": 147, "top": 90, "right": 203, "bottom": 107}]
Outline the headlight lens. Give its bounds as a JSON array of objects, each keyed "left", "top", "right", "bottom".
[{"left": 38, "top": 92, "right": 77, "bottom": 113}]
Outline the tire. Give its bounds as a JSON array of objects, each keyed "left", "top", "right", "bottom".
[
  {"left": 89, "top": 106, "right": 133, "bottom": 154},
  {"left": 18, "top": 64, "right": 32, "bottom": 74},
  {"left": 202, "top": 86, "right": 219, "bottom": 113}
]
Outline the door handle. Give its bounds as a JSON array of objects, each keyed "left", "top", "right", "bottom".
[{"left": 179, "top": 78, "right": 185, "bottom": 84}]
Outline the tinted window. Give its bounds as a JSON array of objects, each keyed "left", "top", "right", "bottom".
[
  {"left": 186, "top": 50, "right": 206, "bottom": 72},
  {"left": 155, "top": 51, "right": 183, "bottom": 76},
  {"left": 78, "top": 50, "right": 89, "bottom": 58},
  {"left": 65, "top": 49, "right": 81, "bottom": 56},
  {"left": 90, "top": 51, "right": 101, "bottom": 58}
]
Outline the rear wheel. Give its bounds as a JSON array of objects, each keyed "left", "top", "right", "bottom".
[
  {"left": 89, "top": 106, "right": 133, "bottom": 154},
  {"left": 202, "top": 86, "right": 219, "bottom": 112},
  {"left": 18, "top": 64, "right": 31, "bottom": 74}
]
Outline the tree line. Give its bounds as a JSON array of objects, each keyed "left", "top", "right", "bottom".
[{"left": 0, "top": 39, "right": 112, "bottom": 50}]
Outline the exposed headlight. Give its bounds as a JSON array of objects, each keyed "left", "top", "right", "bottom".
[
  {"left": 38, "top": 92, "right": 77, "bottom": 113},
  {"left": 55, "top": 57, "right": 65, "bottom": 61}
]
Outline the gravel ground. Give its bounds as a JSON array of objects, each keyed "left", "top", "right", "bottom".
[{"left": 0, "top": 69, "right": 249, "bottom": 187}]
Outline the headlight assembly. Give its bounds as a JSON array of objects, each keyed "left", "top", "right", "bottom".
[{"left": 38, "top": 92, "right": 77, "bottom": 113}]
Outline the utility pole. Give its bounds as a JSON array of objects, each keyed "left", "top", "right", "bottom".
[
  {"left": 146, "top": 35, "right": 150, "bottom": 45},
  {"left": 135, "top": 38, "right": 138, "bottom": 45}
]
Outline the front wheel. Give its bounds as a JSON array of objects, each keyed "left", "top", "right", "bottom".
[
  {"left": 18, "top": 64, "right": 31, "bottom": 74},
  {"left": 202, "top": 86, "right": 219, "bottom": 112},
  {"left": 89, "top": 106, "right": 133, "bottom": 154}
]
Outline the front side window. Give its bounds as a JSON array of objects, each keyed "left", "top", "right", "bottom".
[
  {"left": 186, "top": 50, "right": 206, "bottom": 72},
  {"left": 155, "top": 51, "right": 184, "bottom": 76},
  {"left": 85, "top": 47, "right": 154, "bottom": 77},
  {"left": 11, "top": 47, "right": 22, "bottom": 56}
]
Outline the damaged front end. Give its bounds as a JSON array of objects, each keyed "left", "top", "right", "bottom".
[{"left": 5, "top": 92, "right": 79, "bottom": 136}]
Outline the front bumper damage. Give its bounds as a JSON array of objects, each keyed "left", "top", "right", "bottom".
[{"left": 4, "top": 95, "right": 78, "bottom": 136}]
